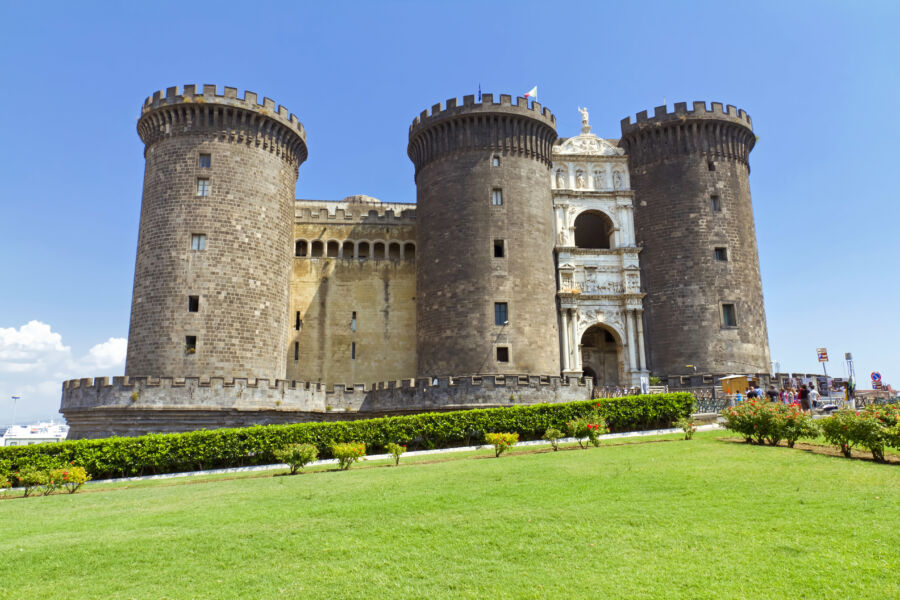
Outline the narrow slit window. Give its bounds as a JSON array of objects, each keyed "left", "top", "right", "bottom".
[
  {"left": 190, "top": 234, "right": 206, "bottom": 251},
  {"left": 188, "top": 295, "right": 199, "bottom": 312},
  {"left": 714, "top": 247, "right": 728, "bottom": 261},
  {"left": 710, "top": 195, "right": 721, "bottom": 212},
  {"left": 295, "top": 312, "right": 302, "bottom": 330},
  {"left": 491, "top": 189, "right": 503, "bottom": 206},
  {"left": 185, "top": 336, "right": 197, "bottom": 353},
  {"left": 350, "top": 311, "right": 357, "bottom": 332},
  {"left": 493, "top": 239, "right": 505, "bottom": 258},
  {"left": 294, "top": 341, "right": 299, "bottom": 361},
  {"left": 496, "top": 347, "right": 509, "bottom": 362},
  {"left": 197, "top": 178, "right": 210, "bottom": 196},
  {"left": 494, "top": 302, "right": 508, "bottom": 326},
  {"left": 351, "top": 342, "right": 356, "bottom": 360},
  {"left": 199, "top": 153, "right": 211, "bottom": 168},
  {"left": 722, "top": 303, "right": 737, "bottom": 327}
]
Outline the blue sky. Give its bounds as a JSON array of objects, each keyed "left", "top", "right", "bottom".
[{"left": 1, "top": 0, "right": 897, "bottom": 422}]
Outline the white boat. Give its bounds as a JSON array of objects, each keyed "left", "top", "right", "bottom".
[{"left": 0, "top": 421, "right": 69, "bottom": 446}]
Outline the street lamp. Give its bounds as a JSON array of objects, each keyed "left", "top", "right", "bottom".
[{"left": 10, "top": 396, "right": 20, "bottom": 426}]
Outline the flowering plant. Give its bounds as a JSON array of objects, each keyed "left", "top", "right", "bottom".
[
  {"left": 566, "top": 416, "right": 607, "bottom": 449},
  {"left": 676, "top": 416, "right": 696, "bottom": 440},
  {"left": 542, "top": 427, "right": 564, "bottom": 451},
  {"left": 274, "top": 443, "right": 319, "bottom": 474},
  {"left": 485, "top": 432, "right": 518, "bottom": 457},
  {"left": 385, "top": 442, "right": 406, "bottom": 466},
  {"left": 331, "top": 442, "right": 366, "bottom": 470}
]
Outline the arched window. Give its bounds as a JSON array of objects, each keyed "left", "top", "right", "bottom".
[
  {"left": 403, "top": 242, "right": 416, "bottom": 260},
  {"left": 388, "top": 242, "right": 401, "bottom": 260},
  {"left": 342, "top": 241, "right": 354, "bottom": 258},
  {"left": 373, "top": 242, "right": 385, "bottom": 259},
  {"left": 573, "top": 211, "right": 614, "bottom": 249},
  {"left": 295, "top": 240, "right": 307, "bottom": 257},
  {"left": 326, "top": 241, "right": 339, "bottom": 258},
  {"left": 357, "top": 241, "right": 370, "bottom": 259},
  {"left": 310, "top": 240, "right": 324, "bottom": 257}
]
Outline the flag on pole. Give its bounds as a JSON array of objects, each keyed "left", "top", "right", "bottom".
[
  {"left": 478, "top": 84, "right": 482, "bottom": 102},
  {"left": 524, "top": 86, "right": 537, "bottom": 100}
]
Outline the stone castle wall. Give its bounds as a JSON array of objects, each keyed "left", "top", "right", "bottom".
[
  {"left": 61, "top": 375, "right": 590, "bottom": 439},
  {"left": 619, "top": 102, "right": 770, "bottom": 375},
  {"left": 409, "top": 94, "right": 561, "bottom": 377}
]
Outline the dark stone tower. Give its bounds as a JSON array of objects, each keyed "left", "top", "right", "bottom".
[
  {"left": 408, "top": 94, "right": 560, "bottom": 376},
  {"left": 619, "top": 102, "right": 770, "bottom": 377},
  {"left": 127, "top": 85, "right": 308, "bottom": 380}
]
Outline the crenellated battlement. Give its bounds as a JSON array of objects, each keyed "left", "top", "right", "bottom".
[
  {"left": 409, "top": 93, "right": 556, "bottom": 131},
  {"left": 294, "top": 198, "right": 416, "bottom": 224},
  {"left": 620, "top": 101, "right": 752, "bottom": 135},
  {"left": 60, "top": 374, "right": 589, "bottom": 438},
  {"left": 137, "top": 84, "right": 308, "bottom": 165}
]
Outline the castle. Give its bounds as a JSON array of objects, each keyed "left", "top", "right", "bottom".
[{"left": 60, "top": 85, "right": 770, "bottom": 439}]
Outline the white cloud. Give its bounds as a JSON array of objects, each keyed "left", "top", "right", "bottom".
[{"left": 0, "top": 321, "right": 126, "bottom": 425}]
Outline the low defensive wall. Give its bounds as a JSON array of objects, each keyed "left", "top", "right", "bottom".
[{"left": 61, "top": 375, "right": 591, "bottom": 439}]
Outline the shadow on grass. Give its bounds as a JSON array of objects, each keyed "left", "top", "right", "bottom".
[{"left": 717, "top": 436, "right": 900, "bottom": 465}]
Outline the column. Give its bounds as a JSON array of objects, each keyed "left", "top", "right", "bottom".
[
  {"left": 569, "top": 309, "right": 581, "bottom": 372},
  {"left": 560, "top": 309, "right": 570, "bottom": 372},
  {"left": 635, "top": 309, "right": 647, "bottom": 372},
  {"left": 625, "top": 310, "right": 637, "bottom": 375}
]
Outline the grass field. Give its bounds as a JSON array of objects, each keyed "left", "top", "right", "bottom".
[{"left": 1, "top": 431, "right": 898, "bottom": 599}]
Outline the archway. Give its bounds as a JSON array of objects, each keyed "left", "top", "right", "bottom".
[
  {"left": 573, "top": 211, "right": 614, "bottom": 249},
  {"left": 580, "top": 324, "right": 622, "bottom": 388}
]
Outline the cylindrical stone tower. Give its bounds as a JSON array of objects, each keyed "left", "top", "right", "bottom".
[
  {"left": 408, "top": 94, "right": 560, "bottom": 377},
  {"left": 126, "top": 84, "right": 308, "bottom": 380},
  {"left": 619, "top": 102, "right": 770, "bottom": 377}
]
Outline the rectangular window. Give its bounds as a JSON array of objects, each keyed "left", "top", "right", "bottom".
[
  {"left": 188, "top": 295, "right": 199, "bottom": 312},
  {"left": 708, "top": 161, "right": 716, "bottom": 172},
  {"left": 496, "top": 347, "right": 509, "bottom": 362},
  {"left": 492, "top": 156, "right": 500, "bottom": 167},
  {"left": 295, "top": 312, "right": 302, "bottom": 330},
  {"left": 722, "top": 303, "right": 737, "bottom": 327},
  {"left": 714, "top": 247, "right": 728, "bottom": 261},
  {"left": 294, "top": 341, "right": 299, "bottom": 361},
  {"left": 190, "top": 234, "right": 206, "bottom": 250},
  {"left": 491, "top": 189, "right": 503, "bottom": 206},
  {"left": 494, "top": 302, "right": 508, "bottom": 326},
  {"left": 185, "top": 335, "right": 197, "bottom": 353},
  {"left": 197, "top": 178, "right": 210, "bottom": 196},
  {"left": 351, "top": 342, "right": 356, "bottom": 360},
  {"left": 493, "top": 239, "right": 505, "bottom": 258},
  {"left": 350, "top": 311, "right": 357, "bottom": 332},
  {"left": 199, "top": 153, "right": 211, "bottom": 168},
  {"left": 710, "top": 195, "right": 721, "bottom": 212}
]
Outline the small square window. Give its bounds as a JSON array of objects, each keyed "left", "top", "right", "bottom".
[
  {"left": 494, "top": 302, "right": 508, "bottom": 326},
  {"left": 188, "top": 295, "right": 199, "bottom": 312},
  {"left": 197, "top": 178, "right": 210, "bottom": 196},
  {"left": 185, "top": 335, "right": 197, "bottom": 353},
  {"left": 714, "top": 247, "right": 728, "bottom": 261},
  {"left": 492, "top": 156, "right": 500, "bottom": 167},
  {"left": 496, "top": 347, "right": 509, "bottom": 362},
  {"left": 710, "top": 195, "right": 721, "bottom": 212},
  {"left": 722, "top": 303, "right": 737, "bottom": 327},
  {"left": 190, "top": 234, "right": 206, "bottom": 250},
  {"left": 708, "top": 161, "right": 716, "bottom": 172},
  {"left": 491, "top": 189, "right": 503, "bottom": 206},
  {"left": 199, "top": 154, "right": 211, "bottom": 168},
  {"left": 493, "top": 239, "right": 505, "bottom": 258}
]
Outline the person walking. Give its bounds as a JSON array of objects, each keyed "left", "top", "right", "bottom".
[
  {"left": 798, "top": 384, "right": 811, "bottom": 413},
  {"left": 809, "top": 384, "right": 820, "bottom": 411}
]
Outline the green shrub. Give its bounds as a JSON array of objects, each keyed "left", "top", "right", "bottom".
[
  {"left": 331, "top": 443, "right": 365, "bottom": 470},
  {"left": 676, "top": 416, "right": 696, "bottom": 440},
  {"left": 484, "top": 432, "right": 518, "bottom": 457},
  {"left": 777, "top": 407, "right": 818, "bottom": 448},
  {"left": 0, "top": 393, "right": 693, "bottom": 480},
  {"left": 821, "top": 410, "right": 862, "bottom": 458},
  {"left": 274, "top": 443, "right": 319, "bottom": 474},
  {"left": 542, "top": 427, "right": 564, "bottom": 451},
  {"left": 16, "top": 468, "right": 48, "bottom": 497},
  {"left": 58, "top": 465, "right": 90, "bottom": 494},
  {"left": 385, "top": 443, "right": 406, "bottom": 466},
  {"left": 723, "top": 400, "right": 784, "bottom": 445},
  {"left": 566, "top": 416, "right": 608, "bottom": 449}
]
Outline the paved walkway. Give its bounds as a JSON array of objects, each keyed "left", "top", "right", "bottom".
[{"left": 88, "top": 423, "right": 723, "bottom": 485}]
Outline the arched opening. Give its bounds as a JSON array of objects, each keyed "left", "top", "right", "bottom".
[
  {"left": 580, "top": 324, "right": 622, "bottom": 389},
  {"left": 326, "top": 241, "right": 340, "bottom": 258},
  {"left": 388, "top": 242, "right": 401, "bottom": 260},
  {"left": 357, "top": 241, "right": 370, "bottom": 259},
  {"left": 574, "top": 211, "right": 614, "bottom": 249},
  {"left": 342, "top": 241, "right": 354, "bottom": 258},
  {"left": 295, "top": 240, "right": 307, "bottom": 257},
  {"left": 310, "top": 240, "right": 324, "bottom": 257},
  {"left": 373, "top": 242, "right": 385, "bottom": 259},
  {"left": 404, "top": 242, "right": 416, "bottom": 260}
]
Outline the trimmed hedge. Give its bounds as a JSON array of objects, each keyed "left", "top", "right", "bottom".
[{"left": 0, "top": 393, "right": 692, "bottom": 480}]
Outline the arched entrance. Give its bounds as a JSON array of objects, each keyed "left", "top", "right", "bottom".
[
  {"left": 573, "top": 210, "right": 614, "bottom": 249},
  {"left": 580, "top": 325, "right": 622, "bottom": 387}
]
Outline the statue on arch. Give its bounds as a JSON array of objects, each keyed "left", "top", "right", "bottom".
[{"left": 578, "top": 106, "right": 591, "bottom": 134}]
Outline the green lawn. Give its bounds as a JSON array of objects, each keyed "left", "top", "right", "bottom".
[{"left": 1, "top": 432, "right": 898, "bottom": 599}]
